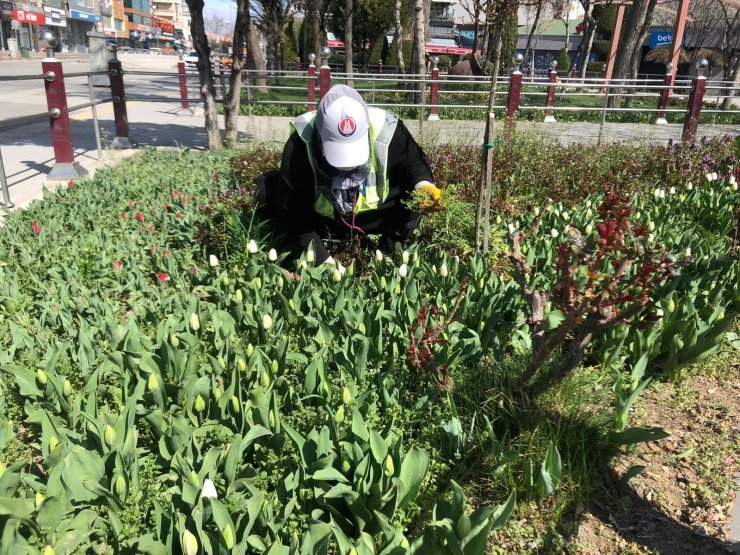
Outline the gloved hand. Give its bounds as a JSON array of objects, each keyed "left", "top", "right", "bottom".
[{"left": 417, "top": 183, "right": 443, "bottom": 211}]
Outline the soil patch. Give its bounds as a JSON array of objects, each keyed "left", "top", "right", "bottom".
[{"left": 572, "top": 362, "right": 740, "bottom": 554}]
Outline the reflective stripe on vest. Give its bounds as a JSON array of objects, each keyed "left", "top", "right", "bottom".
[{"left": 290, "top": 108, "right": 398, "bottom": 218}]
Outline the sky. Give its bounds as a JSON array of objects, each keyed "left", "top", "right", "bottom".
[{"left": 203, "top": 0, "right": 237, "bottom": 26}]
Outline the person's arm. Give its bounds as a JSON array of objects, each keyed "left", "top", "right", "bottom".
[
  {"left": 386, "top": 119, "right": 434, "bottom": 194},
  {"left": 277, "top": 135, "right": 332, "bottom": 263}
]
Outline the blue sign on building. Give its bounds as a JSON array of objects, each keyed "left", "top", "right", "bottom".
[
  {"left": 649, "top": 29, "right": 673, "bottom": 48},
  {"left": 69, "top": 9, "right": 101, "bottom": 22}
]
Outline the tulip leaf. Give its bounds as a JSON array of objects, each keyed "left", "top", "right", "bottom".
[{"left": 395, "top": 446, "right": 429, "bottom": 511}]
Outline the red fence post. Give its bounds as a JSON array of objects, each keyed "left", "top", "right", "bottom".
[
  {"left": 505, "top": 54, "right": 525, "bottom": 140},
  {"left": 682, "top": 59, "right": 708, "bottom": 144},
  {"left": 108, "top": 46, "right": 132, "bottom": 149},
  {"left": 42, "top": 58, "right": 87, "bottom": 180},
  {"left": 319, "top": 46, "right": 332, "bottom": 99},
  {"left": 545, "top": 60, "right": 558, "bottom": 123},
  {"left": 177, "top": 54, "right": 193, "bottom": 116},
  {"left": 655, "top": 62, "right": 673, "bottom": 125},
  {"left": 307, "top": 53, "right": 317, "bottom": 111},
  {"left": 428, "top": 56, "right": 440, "bottom": 121}
]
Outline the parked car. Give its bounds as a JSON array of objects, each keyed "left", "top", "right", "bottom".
[{"left": 183, "top": 50, "right": 198, "bottom": 71}]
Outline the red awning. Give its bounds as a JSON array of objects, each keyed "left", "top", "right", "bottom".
[{"left": 327, "top": 39, "right": 344, "bottom": 48}]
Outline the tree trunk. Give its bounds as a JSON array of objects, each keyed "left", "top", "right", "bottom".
[
  {"left": 722, "top": 54, "right": 740, "bottom": 110},
  {"left": 224, "top": 0, "right": 249, "bottom": 148},
  {"left": 313, "top": 1, "right": 322, "bottom": 58},
  {"left": 345, "top": 0, "right": 353, "bottom": 86},
  {"left": 477, "top": 30, "right": 503, "bottom": 253},
  {"left": 186, "top": 0, "right": 222, "bottom": 149},
  {"left": 412, "top": 0, "right": 426, "bottom": 102},
  {"left": 608, "top": 0, "right": 650, "bottom": 107},
  {"left": 395, "top": 0, "right": 405, "bottom": 73},
  {"left": 625, "top": 0, "right": 656, "bottom": 108},
  {"left": 523, "top": 1, "right": 543, "bottom": 73},
  {"left": 246, "top": 19, "right": 268, "bottom": 92},
  {"left": 578, "top": 6, "right": 596, "bottom": 81}
]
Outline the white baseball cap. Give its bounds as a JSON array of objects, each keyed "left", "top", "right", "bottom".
[{"left": 316, "top": 85, "right": 370, "bottom": 168}]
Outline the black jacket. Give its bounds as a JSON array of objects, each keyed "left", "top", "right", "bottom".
[{"left": 276, "top": 118, "right": 433, "bottom": 263}]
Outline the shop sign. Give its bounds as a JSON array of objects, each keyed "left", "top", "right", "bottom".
[
  {"left": 44, "top": 7, "right": 67, "bottom": 27},
  {"left": 1, "top": 1, "right": 15, "bottom": 20},
  {"left": 12, "top": 9, "right": 46, "bottom": 24},
  {"left": 69, "top": 9, "right": 102, "bottom": 22}
]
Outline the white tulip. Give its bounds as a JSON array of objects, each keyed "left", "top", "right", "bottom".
[
  {"left": 654, "top": 188, "right": 661, "bottom": 198},
  {"left": 338, "top": 263, "right": 346, "bottom": 276},
  {"left": 201, "top": 478, "right": 218, "bottom": 499},
  {"left": 648, "top": 221, "right": 655, "bottom": 231},
  {"left": 658, "top": 189, "right": 666, "bottom": 199},
  {"left": 712, "top": 172, "right": 718, "bottom": 181},
  {"left": 733, "top": 183, "right": 738, "bottom": 192},
  {"left": 261, "top": 314, "right": 273, "bottom": 330},
  {"left": 306, "top": 249, "right": 315, "bottom": 263},
  {"left": 656, "top": 308, "right": 664, "bottom": 318},
  {"left": 508, "top": 223, "right": 516, "bottom": 235},
  {"left": 669, "top": 186, "right": 676, "bottom": 195},
  {"left": 247, "top": 239, "right": 258, "bottom": 254},
  {"left": 268, "top": 248, "right": 278, "bottom": 261},
  {"left": 562, "top": 211, "right": 569, "bottom": 220},
  {"left": 684, "top": 247, "right": 691, "bottom": 257},
  {"left": 586, "top": 208, "right": 593, "bottom": 218},
  {"left": 402, "top": 250, "right": 410, "bottom": 264},
  {"left": 375, "top": 249, "right": 384, "bottom": 263},
  {"left": 729, "top": 175, "right": 736, "bottom": 185},
  {"left": 585, "top": 223, "right": 593, "bottom": 235},
  {"left": 705, "top": 173, "right": 713, "bottom": 182},
  {"left": 687, "top": 181, "right": 694, "bottom": 190},
  {"left": 298, "top": 260, "right": 308, "bottom": 270},
  {"left": 209, "top": 254, "right": 219, "bottom": 267},
  {"left": 550, "top": 228, "right": 559, "bottom": 239},
  {"left": 533, "top": 206, "right": 540, "bottom": 217},
  {"left": 398, "top": 264, "right": 408, "bottom": 278},
  {"left": 439, "top": 263, "right": 449, "bottom": 278},
  {"left": 332, "top": 269, "right": 342, "bottom": 282}
]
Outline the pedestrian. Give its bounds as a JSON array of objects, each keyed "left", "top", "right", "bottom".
[{"left": 256, "top": 84, "right": 443, "bottom": 265}]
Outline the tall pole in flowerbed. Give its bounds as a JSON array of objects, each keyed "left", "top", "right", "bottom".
[{"left": 682, "top": 58, "right": 708, "bottom": 145}]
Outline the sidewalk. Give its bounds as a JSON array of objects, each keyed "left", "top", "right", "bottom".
[{"left": 1, "top": 106, "right": 739, "bottom": 215}]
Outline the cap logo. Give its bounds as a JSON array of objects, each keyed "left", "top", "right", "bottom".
[{"left": 338, "top": 117, "right": 356, "bottom": 137}]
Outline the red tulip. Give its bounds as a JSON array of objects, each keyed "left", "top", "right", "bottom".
[
  {"left": 163, "top": 249, "right": 172, "bottom": 256},
  {"left": 164, "top": 202, "right": 170, "bottom": 210},
  {"left": 151, "top": 245, "right": 157, "bottom": 254},
  {"left": 157, "top": 272, "right": 169, "bottom": 283},
  {"left": 113, "top": 259, "right": 122, "bottom": 271},
  {"left": 121, "top": 212, "right": 127, "bottom": 220},
  {"left": 67, "top": 180, "right": 74, "bottom": 189},
  {"left": 136, "top": 212, "right": 144, "bottom": 222},
  {"left": 148, "top": 225, "right": 155, "bottom": 234},
  {"left": 176, "top": 213, "right": 183, "bottom": 219},
  {"left": 31, "top": 221, "right": 40, "bottom": 234}
]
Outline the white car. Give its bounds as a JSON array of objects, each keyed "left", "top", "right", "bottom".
[{"left": 183, "top": 51, "right": 198, "bottom": 71}]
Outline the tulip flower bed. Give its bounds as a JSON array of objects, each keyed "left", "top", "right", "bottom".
[{"left": 0, "top": 145, "right": 738, "bottom": 554}]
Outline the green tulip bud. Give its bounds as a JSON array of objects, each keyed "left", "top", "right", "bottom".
[
  {"left": 342, "top": 458, "right": 351, "bottom": 473},
  {"left": 335, "top": 405, "right": 345, "bottom": 423},
  {"left": 170, "top": 333, "right": 180, "bottom": 348},
  {"left": 235, "top": 289, "right": 243, "bottom": 302},
  {"left": 194, "top": 395, "right": 206, "bottom": 412},
  {"left": 271, "top": 359, "right": 279, "bottom": 373},
  {"left": 214, "top": 387, "right": 222, "bottom": 401},
  {"left": 383, "top": 454, "right": 395, "bottom": 477},
  {"left": 342, "top": 387, "right": 353, "bottom": 405},
  {"left": 189, "top": 313, "right": 200, "bottom": 331},
  {"left": 495, "top": 214, "right": 502, "bottom": 224},
  {"left": 231, "top": 396, "right": 240, "bottom": 413},
  {"left": 115, "top": 474, "right": 127, "bottom": 498},
  {"left": 0, "top": 462, "right": 5, "bottom": 479},
  {"left": 48, "top": 435, "right": 59, "bottom": 451},
  {"left": 222, "top": 274, "right": 230, "bottom": 286},
  {"left": 439, "top": 263, "right": 449, "bottom": 278},
  {"left": 667, "top": 298, "right": 675, "bottom": 313},
  {"left": 261, "top": 313, "right": 273, "bottom": 330},
  {"left": 104, "top": 425, "right": 117, "bottom": 447},
  {"left": 246, "top": 343, "right": 254, "bottom": 358},
  {"left": 147, "top": 373, "right": 159, "bottom": 392},
  {"left": 321, "top": 382, "right": 329, "bottom": 396},
  {"left": 349, "top": 548, "right": 358, "bottom": 555},
  {"left": 35, "top": 492, "right": 44, "bottom": 507},
  {"left": 223, "top": 524, "right": 235, "bottom": 549},
  {"left": 63, "top": 379, "right": 73, "bottom": 397},
  {"left": 237, "top": 357, "right": 246, "bottom": 371},
  {"left": 380, "top": 277, "right": 387, "bottom": 289},
  {"left": 400, "top": 537, "right": 410, "bottom": 549},
  {"left": 359, "top": 322, "right": 366, "bottom": 334},
  {"left": 260, "top": 372, "right": 270, "bottom": 387},
  {"left": 218, "top": 355, "right": 226, "bottom": 369},
  {"left": 269, "top": 410, "right": 276, "bottom": 428},
  {"left": 36, "top": 369, "right": 48, "bottom": 385},
  {"left": 43, "top": 546, "right": 55, "bottom": 555}
]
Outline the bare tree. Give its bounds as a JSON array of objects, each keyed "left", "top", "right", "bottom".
[
  {"left": 223, "top": 0, "right": 249, "bottom": 147},
  {"left": 411, "top": 0, "right": 427, "bottom": 100},
  {"left": 395, "top": 0, "right": 406, "bottom": 73},
  {"left": 609, "top": 0, "right": 652, "bottom": 107},
  {"left": 247, "top": 18, "right": 268, "bottom": 91},
  {"left": 625, "top": 0, "right": 657, "bottom": 108},
  {"left": 205, "top": 14, "right": 231, "bottom": 37},
  {"left": 523, "top": 0, "right": 547, "bottom": 70},
  {"left": 185, "top": 0, "right": 222, "bottom": 149},
  {"left": 345, "top": 0, "right": 353, "bottom": 84},
  {"left": 718, "top": 0, "right": 740, "bottom": 109}
]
